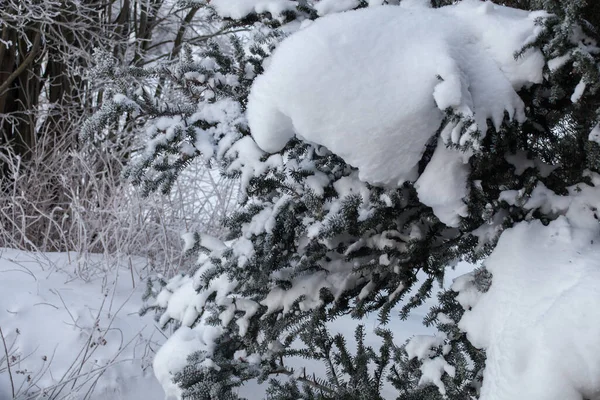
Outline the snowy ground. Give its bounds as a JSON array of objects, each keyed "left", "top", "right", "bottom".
[
  {"left": 0, "top": 247, "right": 473, "bottom": 399},
  {"left": 0, "top": 249, "right": 166, "bottom": 400}
]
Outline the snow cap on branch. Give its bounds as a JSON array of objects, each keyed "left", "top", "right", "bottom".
[{"left": 247, "top": 1, "right": 547, "bottom": 224}]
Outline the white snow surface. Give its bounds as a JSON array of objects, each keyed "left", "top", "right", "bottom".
[
  {"left": 153, "top": 325, "right": 220, "bottom": 400},
  {"left": 314, "top": 0, "right": 359, "bottom": 16},
  {"left": 414, "top": 137, "right": 469, "bottom": 227},
  {"left": 211, "top": 0, "right": 296, "bottom": 20},
  {"left": 399, "top": 0, "right": 430, "bottom": 8},
  {"left": 571, "top": 78, "right": 587, "bottom": 103},
  {"left": 454, "top": 173, "right": 600, "bottom": 400},
  {"left": 247, "top": 1, "right": 546, "bottom": 202},
  {"left": 590, "top": 123, "right": 600, "bottom": 144},
  {"left": 405, "top": 333, "right": 447, "bottom": 361},
  {"left": 0, "top": 250, "right": 165, "bottom": 400},
  {"left": 419, "top": 356, "right": 456, "bottom": 396}
]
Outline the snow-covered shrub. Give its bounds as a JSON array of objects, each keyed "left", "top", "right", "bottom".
[
  {"left": 90, "top": 0, "right": 600, "bottom": 399},
  {"left": 0, "top": 133, "right": 235, "bottom": 278}
]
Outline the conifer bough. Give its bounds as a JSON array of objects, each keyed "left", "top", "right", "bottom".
[{"left": 88, "top": 0, "right": 600, "bottom": 398}]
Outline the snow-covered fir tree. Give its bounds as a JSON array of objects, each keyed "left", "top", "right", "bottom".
[{"left": 86, "top": 0, "right": 600, "bottom": 399}]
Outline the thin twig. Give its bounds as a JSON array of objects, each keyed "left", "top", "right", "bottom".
[
  {"left": 270, "top": 367, "right": 335, "bottom": 394},
  {"left": 0, "top": 325, "right": 16, "bottom": 399},
  {"left": 129, "top": 257, "right": 135, "bottom": 289}
]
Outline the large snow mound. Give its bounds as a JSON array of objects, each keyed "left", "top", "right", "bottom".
[
  {"left": 455, "top": 175, "right": 600, "bottom": 400},
  {"left": 247, "top": 0, "right": 546, "bottom": 223}
]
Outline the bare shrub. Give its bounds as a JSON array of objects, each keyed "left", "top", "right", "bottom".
[
  {"left": 0, "top": 0, "right": 237, "bottom": 278},
  {"left": 0, "top": 130, "right": 237, "bottom": 279}
]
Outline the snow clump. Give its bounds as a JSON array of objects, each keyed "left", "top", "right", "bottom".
[
  {"left": 314, "top": 0, "right": 359, "bottom": 16},
  {"left": 210, "top": 0, "right": 296, "bottom": 20}
]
